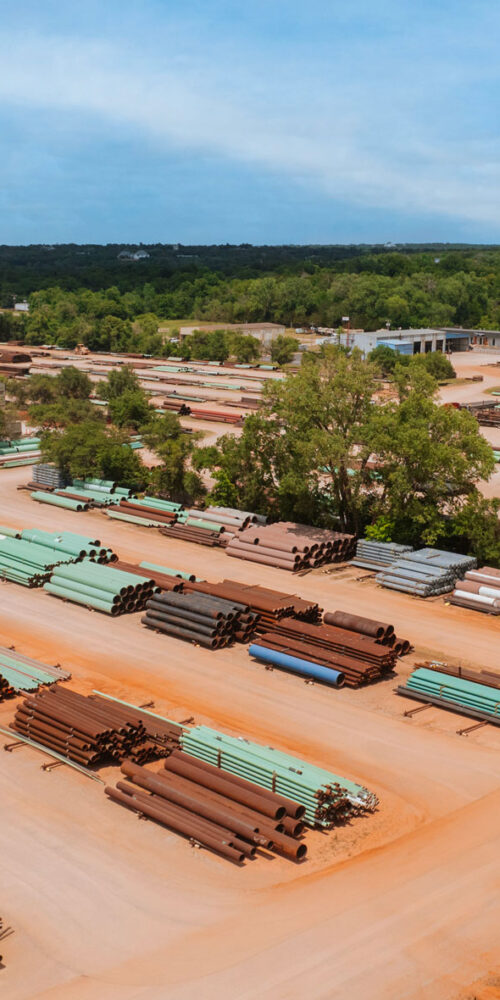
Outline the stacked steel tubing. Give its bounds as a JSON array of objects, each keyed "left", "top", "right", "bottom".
[
  {"left": 351, "top": 539, "right": 413, "bottom": 572},
  {"left": 11, "top": 688, "right": 181, "bottom": 766},
  {"left": 324, "top": 611, "right": 412, "bottom": 657},
  {"left": 450, "top": 566, "right": 500, "bottom": 614},
  {"left": 105, "top": 752, "right": 307, "bottom": 864},
  {"left": 0, "top": 645, "right": 70, "bottom": 699},
  {"left": 226, "top": 521, "right": 356, "bottom": 571},
  {"left": 183, "top": 578, "right": 322, "bottom": 624},
  {"left": 159, "top": 522, "right": 225, "bottom": 547},
  {"left": 113, "top": 560, "right": 184, "bottom": 592},
  {"left": 44, "top": 559, "right": 158, "bottom": 615},
  {"left": 91, "top": 692, "right": 183, "bottom": 761},
  {"left": 142, "top": 590, "right": 258, "bottom": 647},
  {"left": 253, "top": 619, "right": 396, "bottom": 687},
  {"left": 31, "top": 491, "right": 89, "bottom": 511},
  {"left": 32, "top": 463, "right": 67, "bottom": 489},
  {"left": 116, "top": 499, "right": 178, "bottom": 525},
  {"left": 376, "top": 547, "right": 477, "bottom": 597},
  {"left": 180, "top": 725, "right": 378, "bottom": 826},
  {"left": 0, "top": 529, "right": 113, "bottom": 587},
  {"left": 417, "top": 659, "right": 500, "bottom": 689},
  {"left": 188, "top": 407, "right": 243, "bottom": 424},
  {"left": 399, "top": 666, "right": 500, "bottom": 721}
]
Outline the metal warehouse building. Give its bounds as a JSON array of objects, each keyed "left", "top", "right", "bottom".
[{"left": 331, "top": 328, "right": 473, "bottom": 356}]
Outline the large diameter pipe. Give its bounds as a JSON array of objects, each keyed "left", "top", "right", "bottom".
[
  {"left": 163, "top": 755, "right": 286, "bottom": 819},
  {"left": 170, "top": 750, "right": 305, "bottom": 819},
  {"left": 249, "top": 644, "right": 345, "bottom": 688},
  {"left": 324, "top": 610, "right": 392, "bottom": 639},
  {"left": 120, "top": 762, "right": 267, "bottom": 844},
  {"left": 105, "top": 786, "right": 245, "bottom": 862},
  {"left": 141, "top": 616, "right": 218, "bottom": 648}
]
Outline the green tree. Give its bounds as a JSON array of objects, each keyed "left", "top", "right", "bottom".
[
  {"left": 97, "top": 365, "right": 142, "bottom": 400},
  {"left": 368, "top": 345, "right": 398, "bottom": 376},
  {"left": 270, "top": 335, "right": 296, "bottom": 366},
  {"left": 56, "top": 366, "right": 92, "bottom": 399},
  {"left": 30, "top": 398, "right": 103, "bottom": 429},
  {"left": 142, "top": 412, "right": 205, "bottom": 503},
  {"left": 228, "top": 333, "right": 261, "bottom": 363},
  {"left": 108, "top": 389, "right": 151, "bottom": 430},
  {"left": 41, "top": 422, "right": 147, "bottom": 488},
  {"left": 369, "top": 367, "right": 495, "bottom": 544}
]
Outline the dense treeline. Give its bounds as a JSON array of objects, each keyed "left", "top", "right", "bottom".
[{"left": 2, "top": 247, "right": 500, "bottom": 354}]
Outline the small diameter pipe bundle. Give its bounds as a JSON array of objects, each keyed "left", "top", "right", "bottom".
[
  {"left": 0, "top": 529, "right": 114, "bottom": 587},
  {"left": 0, "top": 646, "right": 70, "bottom": 699},
  {"left": 323, "top": 611, "right": 411, "bottom": 656},
  {"left": 44, "top": 559, "right": 158, "bottom": 615},
  {"left": 399, "top": 667, "right": 500, "bottom": 721},
  {"left": 181, "top": 726, "right": 378, "bottom": 827},
  {"left": 105, "top": 751, "right": 307, "bottom": 864},
  {"left": 142, "top": 590, "right": 258, "bottom": 647},
  {"left": 11, "top": 687, "right": 182, "bottom": 766}
]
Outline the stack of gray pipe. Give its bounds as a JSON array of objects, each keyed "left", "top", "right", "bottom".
[
  {"left": 142, "top": 591, "right": 258, "bottom": 648},
  {"left": 206, "top": 506, "right": 268, "bottom": 526},
  {"left": 32, "top": 464, "right": 68, "bottom": 489},
  {"left": 376, "top": 548, "right": 477, "bottom": 597},
  {"left": 352, "top": 539, "right": 413, "bottom": 571},
  {"left": 450, "top": 566, "right": 500, "bottom": 614}
]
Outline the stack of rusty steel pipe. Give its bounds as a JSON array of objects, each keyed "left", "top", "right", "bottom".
[
  {"left": 253, "top": 618, "right": 397, "bottom": 687},
  {"left": 323, "top": 611, "right": 412, "bottom": 656},
  {"left": 113, "top": 560, "right": 185, "bottom": 593},
  {"left": 11, "top": 687, "right": 182, "bottom": 766},
  {"left": 159, "top": 522, "right": 225, "bottom": 547},
  {"left": 183, "top": 578, "right": 322, "bottom": 626},
  {"left": 142, "top": 590, "right": 258, "bottom": 648},
  {"left": 105, "top": 749, "right": 308, "bottom": 864},
  {"left": 226, "top": 521, "right": 356, "bottom": 571}
]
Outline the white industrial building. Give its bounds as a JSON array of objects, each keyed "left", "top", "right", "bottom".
[{"left": 322, "top": 328, "right": 473, "bottom": 356}]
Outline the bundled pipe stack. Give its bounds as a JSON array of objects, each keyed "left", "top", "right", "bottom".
[
  {"left": 32, "top": 464, "right": 68, "bottom": 489},
  {"left": 159, "top": 520, "right": 226, "bottom": 547},
  {"left": 106, "top": 750, "right": 308, "bottom": 864},
  {"left": 476, "top": 407, "right": 500, "bottom": 427},
  {"left": 112, "top": 559, "right": 186, "bottom": 593},
  {"left": 0, "top": 437, "right": 41, "bottom": 468},
  {"left": 0, "top": 646, "right": 70, "bottom": 700},
  {"left": 0, "top": 529, "right": 112, "bottom": 587},
  {"left": 142, "top": 590, "right": 258, "bottom": 647},
  {"left": 31, "top": 491, "right": 90, "bottom": 512},
  {"left": 226, "top": 522, "right": 356, "bottom": 571},
  {"left": 376, "top": 548, "right": 477, "bottom": 597},
  {"left": 45, "top": 559, "right": 158, "bottom": 615},
  {"left": 11, "top": 688, "right": 182, "bottom": 765},
  {"left": 181, "top": 726, "right": 378, "bottom": 827},
  {"left": 107, "top": 496, "right": 182, "bottom": 528},
  {"left": 352, "top": 539, "right": 413, "bottom": 572},
  {"left": 323, "top": 611, "right": 412, "bottom": 656},
  {"left": 449, "top": 566, "right": 500, "bottom": 615},
  {"left": 184, "top": 578, "right": 322, "bottom": 626},
  {"left": 397, "top": 665, "right": 500, "bottom": 726},
  {"left": 250, "top": 617, "right": 397, "bottom": 687}
]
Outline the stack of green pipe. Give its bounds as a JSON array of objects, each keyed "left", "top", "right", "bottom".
[
  {"left": 0, "top": 525, "right": 21, "bottom": 538},
  {"left": 57, "top": 486, "right": 121, "bottom": 505},
  {"left": 1, "top": 457, "right": 38, "bottom": 468},
  {"left": 31, "top": 491, "right": 88, "bottom": 512},
  {"left": 0, "top": 437, "right": 41, "bottom": 455},
  {"left": 106, "top": 509, "right": 166, "bottom": 528},
  {"left": 139, "top": 560, "right": 197, "bottom": 582},
  {"left": 20, "top": 529, "right": 105, "bottom": 559},
  {"left": 45, "top": 559, "right": 157, "bottom": 615},
  {"left": 180, "top": 725, "right": 378, "bottom": 826},
  {"left": 406, "top": 667, "right": 500, "bottom": 717},
  {"left": 0, "top": 646, "right": 70, "bottom": 697},
  {"left": 185, "top": 517, "right": 223, "bottom": 533},
  {"left": 0, "top": 535, "right": 78, "bottom": 586},
  {"left": 493, "top": 450, "right": 500, "bottom": 463}
]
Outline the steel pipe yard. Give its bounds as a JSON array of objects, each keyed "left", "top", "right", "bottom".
[{"left": 1, "top": 465, "right": 500, "bottom": 999}]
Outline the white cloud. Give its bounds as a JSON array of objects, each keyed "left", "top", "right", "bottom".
[{"left": 0, "top": 30, "right": 499, "bottom": 227}]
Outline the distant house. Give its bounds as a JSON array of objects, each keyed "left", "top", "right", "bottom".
[
  {"left": 117, "top": 249, "right": 150, "bottom": 261},
  {"left": 14, "top": 301, "right": 29, "bottom": 312}
]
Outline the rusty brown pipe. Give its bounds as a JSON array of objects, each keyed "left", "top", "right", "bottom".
[
  {"left": 163, "top": 755, "right": 286, "bottom": 819},
  {"left": 171, "top": 750, "right": 305, "bottom": 819}
]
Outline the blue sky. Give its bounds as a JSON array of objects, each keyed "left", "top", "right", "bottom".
[{"left": 0, "top": 0, "right": 499, "bottom": 244}]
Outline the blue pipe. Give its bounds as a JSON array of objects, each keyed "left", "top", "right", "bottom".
[{"left": 249, "top": 644, "right": 344, "bottom": 688}]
